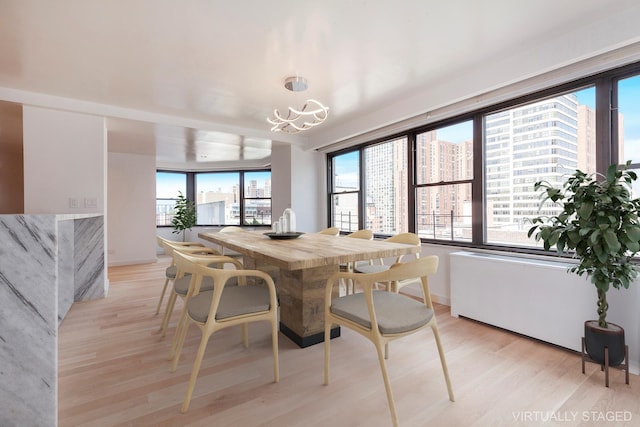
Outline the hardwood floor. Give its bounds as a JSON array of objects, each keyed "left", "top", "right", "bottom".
[{"left": 59, "top": 256, "right": 640, "bottom": 426}]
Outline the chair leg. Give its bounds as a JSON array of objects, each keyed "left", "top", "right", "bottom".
[
  {"left": 181, "top": 331, "right": 211, "bottom": 413},
  {"left": 271, "top": 319, "right": 279, "bottom": 383},
  {"left": 155, "top": 277, "right": 171, "bottom": 315},
  {"left": 168, "top": 301, "right": 190, "bottom": 360},
  {"left": 171, "top": 315, "right": 191, "bottom": 372},
  {"left": 374, "top": 341, "right": 399, "bottom": 427},
  {"left": 432, "top": 324, "right": 455, "bottom": 402},
  {"left": 241, "top": 324, "right": 249, "bottom": 348},
  {"left": 160, "top": 292, "right": 178, "bottom": 337},
  {"left": 324, "top": 320, "right": 331, "bottom": 385},
  {"left": 385, "top": 343, "right": 389, "bottom": 360}
]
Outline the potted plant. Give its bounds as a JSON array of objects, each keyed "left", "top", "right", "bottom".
[
  {"left": 528, "top": 161, "right": 640, "bottom": 373},
  {"left": 171, "top": 191, "right": 197, "bottom": 241}
]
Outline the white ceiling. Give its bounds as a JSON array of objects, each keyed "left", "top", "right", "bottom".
[{"left": 1, "top": 1, "right": 640, "bottom": 169}]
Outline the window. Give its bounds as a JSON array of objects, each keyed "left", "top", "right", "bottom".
[
  {"left": 330, "top": 151, "right": 360, "bottom": 232},
  {"left": 156, "top": 171, "right": 187, "bottom": 226},
  {"left": 243, "top": 171, "right": 272, "bottom": 225},
  {"left": 415, "top": 122, "right": 473, "bottom": 241},
  {"left": 196, "top": 172, "right": 240, "bottom": 225},
  {"left": 484, "top": 88, "right": 595, "bottom": 246},
  {"left": 156, "top": 170, "right": 271, "bottom": 227},
  {"left": 364, "top": 137, "right": 408, "bottom": 234},
  {"left": 617, "top": 74, "right": 640, "bottom": 198},
  {"left": 327, "top": 61, "right": 639, "bottom": 254}
]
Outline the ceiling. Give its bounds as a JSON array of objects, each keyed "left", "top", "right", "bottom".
[{"left": 1, "top": 1, "right": 640, "bottom": 170}]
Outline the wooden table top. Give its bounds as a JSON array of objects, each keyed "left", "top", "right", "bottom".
[{"left": 198, "top": 230, "right": 420, "bottom": 271}]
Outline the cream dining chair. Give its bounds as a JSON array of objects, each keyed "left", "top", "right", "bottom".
[
  {"left": 155, "top": 236, "right": 205, "bottom": 315},
  {"left": 340, "top": 229, "right": 373, "bottom": 295},
  {"left": 214, "top": 226, "right": 245, "bottom": 259},
  {"left": 354, "top": 232, "right": 422, "bottom": 293},
  {"left": 159, "top": 242, "right": 222, "bottom": 338},
  {"left": 170, "top": 250, "right": 279, "bottom": 413},
  {"left": 324, "top": 255, "right": 454, "bottom": 427},
  {"left": 317, "top": 226, "right": 340, "bottom": 236},
  {"left": 166, "top": 251, "right": 246, "bottom": 362}
]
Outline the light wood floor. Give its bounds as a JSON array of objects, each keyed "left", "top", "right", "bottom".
[{"left": 59, "top": 256, "right": 640, "bottom": 427}]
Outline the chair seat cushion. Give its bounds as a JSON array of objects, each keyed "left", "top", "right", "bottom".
[
  {"left": 165, "top": 265, "right": 177, "bottom": 279},
  {"left": 354, "top": 264, "right": 390, "bottom": 274},
  {"left": 187, "top": 286, "right": 271, "bottom": 323},
  {"left": 330, "top": 291, "right": 433, "bottom": 334},
  {"left": 173, "top": 275, "right": 214, "bottom": 296}
]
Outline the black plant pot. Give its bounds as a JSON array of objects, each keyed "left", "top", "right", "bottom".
[{"left": 584, "top": 320, "right": 625, "bottom": 366}]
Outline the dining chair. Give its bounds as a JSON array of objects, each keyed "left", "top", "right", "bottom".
[
  {"left": 324, "top": 255, "right": 454, "bottom": 427},
  {"left": 159, "top": 242, "right": 222, "bottom": 338},
  {"left": 317, "top": 226, "right": 340, "bottom": 236},
  {"left": 170, "top": 250, "right": 279, "bottom": 413},
  {"left": 166, "top": 251, "right": 245, "bottom": 361},
  {"left": 340, "top": 229, "right": 373, "bottom": 295},
  {"left": 215, "top": 226, "right": 246, "bottom": 259},
  {"left": 354, "top": 232, "right": 422, "bottom": 293},
  {"left": 156, "top": 236, "right": 205, "bottom": 315}
]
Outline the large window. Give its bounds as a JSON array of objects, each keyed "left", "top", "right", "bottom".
[
  {"left": 156, "top": 170, "right": 271, "bottom": 227},
  {"left": 330, "top": 151, "right": 360, "bottom": 232},
  {"left": 156, "top": 172, "right": 187, "bottom": 226},
  {"left": 484, "top": 88, "right": 595, "bottom": 246},
  {"left": 327, "top": 61, "right": 640, "bottom": 253},
  {"left": 243, "top": 171, "right": 272, "bottom": 225},
  {"left": 617, "top": 74, "right": 640, "bottom": 197},
  {"left": 415, "top": 122, "right": 473, "bottom": 241},
  {"left": 196, "top": 172, "right": 240, "bottom": 225},
  {"left": 364, "top": 137, "right": 408, "bottom": 234}
]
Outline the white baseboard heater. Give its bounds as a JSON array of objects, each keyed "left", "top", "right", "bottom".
[
  {"left": 450, "top": 251, "right": 596, "bottom": 354},
  {"left": 451, "top": 251, "right": 640, "bottom": 374}
]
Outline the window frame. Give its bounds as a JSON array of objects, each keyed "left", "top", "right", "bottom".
[
  {"left": 326, "top": 60, "right": 640, "bottom": 255},
  {"left": 156, "top": 169, "right": 272, "bottom": 228}
]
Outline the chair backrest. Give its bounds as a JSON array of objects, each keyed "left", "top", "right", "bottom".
[
  {"left": 157, "top": 235, "right": 204, "bottom": 253},
  {"left": 346, "top": 229, "right": 373, "bottom": 240},
  {"left": 329, "top": 256, "right": 439, "bottom": 312},
  {"left": 317, "top": 227, "right": 340, "bottom": 236},
  {"left": 219, "top": 226, "right": 244, "bottom": 233},
  {"left": 385, "top": 232, "right": 420, "bottom": 246},
  {"left": 385, "top": 232, "right": 421, "bottom": 263},
  {"left": 386, "top": 255, "right": 437, "bottom": 282},
  {"left": 164, "top": 241, "right": 219, "bottom": 257},
  {"left": 174, "top": 250, "right": 276, "bottom": 314},
  {"left": 173, "top": 250, "right": 246, "bottom": 292}
]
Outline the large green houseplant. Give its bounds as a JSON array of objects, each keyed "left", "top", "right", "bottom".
[
  {"left": 528, "top": 161, "right": 640, "bottom": 369},
  {"left": 171, "top": 191, "right": 197, "bottom": 241}
]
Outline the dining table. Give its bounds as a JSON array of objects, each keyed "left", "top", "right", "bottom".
[{"left": 198, "top": 229, "right": 420, "bottom": 347}]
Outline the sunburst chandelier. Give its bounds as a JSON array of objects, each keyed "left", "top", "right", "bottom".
[{"left": 267, "top": 76, "right": 329, "bottom": 134}]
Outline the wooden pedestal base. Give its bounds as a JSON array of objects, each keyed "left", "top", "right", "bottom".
[{"left": 581, "top": 337, "right": 630, "bottom": 387}]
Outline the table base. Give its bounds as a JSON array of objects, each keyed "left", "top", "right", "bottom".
[{"left": 280, "top": 323, "right": 340, "bottom": 348}]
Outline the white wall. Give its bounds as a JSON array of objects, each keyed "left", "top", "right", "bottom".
[
  {"left": 270, "top": 143, "right": 291, "bottom": 225},
  {"left": 107, "top": 152, "right": 157, "bottom": 266},
  {"left": 23, "top": 106, "right": 106, "bottom": 214},
  {"left": 271, "top": 142, "right": 324, "bottom": 233},
  {"left": 291, "top": 145, "right": 324, "bottom": 232}
]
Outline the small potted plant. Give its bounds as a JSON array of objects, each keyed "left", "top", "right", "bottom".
[
  {"left": 528, "top": 161, "right": 640, "bottom": 377},
  {"left": 171, "top": 191, "right": 197, "bottom": 241}
]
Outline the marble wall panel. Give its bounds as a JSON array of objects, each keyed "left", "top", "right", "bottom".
[
  {"left": 74, "top": 216, "right": 106, "bottom": 300},
  {"left": 0, "top": 215, "right": 58, "bottom": 427},
  {"left": 57, "top": 219, "right": 74, "bottom": 323}
]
